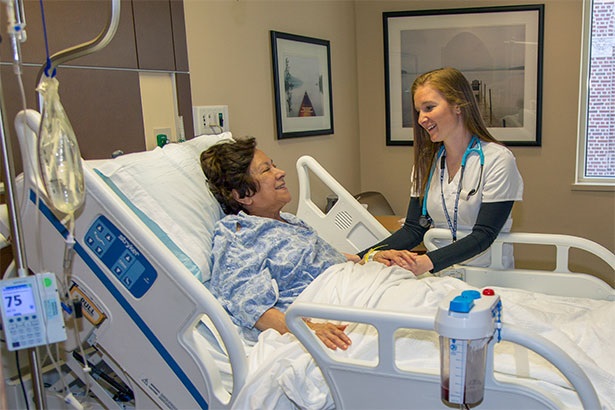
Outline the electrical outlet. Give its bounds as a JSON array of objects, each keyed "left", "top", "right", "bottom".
[{"left": 193, "top": 105, "right": 229, "bottom": 135}]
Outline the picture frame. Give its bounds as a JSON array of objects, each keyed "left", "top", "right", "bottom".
[
  {"left": 270, "top": 31, "right": 334, "bottom": 139},
  {"left": 384, "top": 5, "right": 544, "bottom": 146}
]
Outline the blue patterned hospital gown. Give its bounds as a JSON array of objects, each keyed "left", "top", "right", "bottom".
[{"left": 208, "top": 211, "right": 346, "bottom": 342}]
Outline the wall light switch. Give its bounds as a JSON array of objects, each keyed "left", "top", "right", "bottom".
[{"left": 193, "top": 105, "right": 229, "bottom": 135}]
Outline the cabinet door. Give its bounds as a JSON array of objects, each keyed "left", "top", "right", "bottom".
[
  {"left": 0, "top": 65, "right": 146, "bottom": 174},
  {"left": 0, "top": 0, "right": 190, "bottom": 173},
  {"left": 132, "top": 0, "right": 175, "bottom": 70},
  {"left": 0, "top": 0, "right": 138, "bottom": 69}
]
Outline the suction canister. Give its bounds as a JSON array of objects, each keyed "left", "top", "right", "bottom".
[{"left": 435, "top": 289, "right": 501, "bottom": 407}]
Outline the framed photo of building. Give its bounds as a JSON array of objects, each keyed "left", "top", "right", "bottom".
[
  {"left": 384, "top": 5, "right": 544, "bottom": 146},
  {"left": 271, "top": 31, "right": 334, "bottom": 139}
]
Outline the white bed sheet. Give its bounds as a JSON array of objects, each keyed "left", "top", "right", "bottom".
[{"left": 233, "top": 262, "right": 615, "bottom": 410}]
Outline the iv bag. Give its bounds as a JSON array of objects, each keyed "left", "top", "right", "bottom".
[{"left": 37, "top": 76, "right": 85, "bottom": 215}]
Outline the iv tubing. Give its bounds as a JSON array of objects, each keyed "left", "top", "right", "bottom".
[
  {"left": 0, "top": 41, "right": 47, "bottom": 410},
  {"left": 1, "top": 1, "right": 121, "bottom": 408}
]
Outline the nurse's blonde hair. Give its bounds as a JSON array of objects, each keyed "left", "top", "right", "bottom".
[{"left": 410, "top": 67, "right": 501, "bottom": 195}]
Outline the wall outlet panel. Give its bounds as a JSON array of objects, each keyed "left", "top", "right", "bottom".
[{"left": 193, "top": 105, "right": 229, "bottom": 135}]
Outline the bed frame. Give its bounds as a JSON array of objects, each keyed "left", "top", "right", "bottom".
[
  {"left": 292, "top": 154, "right": 613, "bottom": 409},
  {"left": 6, "top": 110, "right": 247, "bottom": 409},
  {"left": 296, "top": 155, "right": 614, "bottom": 301},
  {"left": 3, "top": 109, "right": 613, "bottom": 409}
]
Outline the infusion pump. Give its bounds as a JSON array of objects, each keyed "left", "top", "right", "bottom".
[{"left": 0, "top": 273, "right": 67, "bottom": 351}]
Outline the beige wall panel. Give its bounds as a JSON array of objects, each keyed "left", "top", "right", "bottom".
[{"left": 183, "top": 0, "right": 361, "bottom": 213}]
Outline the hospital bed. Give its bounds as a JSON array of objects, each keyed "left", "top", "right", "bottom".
[{"left": 3, "top": 108, "right": 614, "bottom": 409}]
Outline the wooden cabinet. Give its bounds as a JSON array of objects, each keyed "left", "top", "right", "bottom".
[{"left": 0, "top": 0, "right": 192, "bottom": 173}]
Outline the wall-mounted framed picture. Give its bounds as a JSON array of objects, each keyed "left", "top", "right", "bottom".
[
  {"left": 384, "top": 5, "right": 544, "bottom": 146},
  {"left": 270, "top": 31, "right": 334, "bottom": 139}
]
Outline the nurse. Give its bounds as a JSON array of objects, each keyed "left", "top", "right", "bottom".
[{"left": 360, "top": 67, "right": 523, "bottom": 275}]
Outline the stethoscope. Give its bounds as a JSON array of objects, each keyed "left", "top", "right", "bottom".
[{"left": 418, "top": 136, "right": 485, "bottom": 241}]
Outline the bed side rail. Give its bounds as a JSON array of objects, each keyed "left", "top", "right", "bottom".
[
  {"left": 295, "top": 155, "right": 389, "bottom": 254},
  {"left": 85, "top": 161, "right": 249, "bottom": 408},
  {"left": 424, "top": 228, "right": 615, "bottom": 300},
  {"left": 286, "top": 302, "right": 601, "bottom": 410}
]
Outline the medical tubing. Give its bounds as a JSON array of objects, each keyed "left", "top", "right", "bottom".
[
  {"left": 362, "top": 245, "right": 385, "bottom": 263},
  {"left": 5, "top": 0, "right": 26, "bottom": 76},
  {"left": 68, "top": 305, "right": 91, "bottom": 406},
  {"left": 15, "top": 352, "right": 30, "bottom": 410},
  {"left": 44, "top": 343, "right": 69, "bottom": 393},
  {"left": 38, "top": 0, "right": 55, "bottom": 78},
  {"left": 9, "top": 42, "right": 47, "bottom": 275},
  {"left": 62, "top": 220, "right": 92, "bottom": 395},
  {"left": 2, "top": 35, "right": 36, "bottom": 278},
  {"left": 0, "top": 26, "right": 48, "bottom": 410}
]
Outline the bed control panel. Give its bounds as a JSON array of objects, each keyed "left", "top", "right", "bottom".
[{"left": 85, "top": 215, "right": 157, "bottom": 298}]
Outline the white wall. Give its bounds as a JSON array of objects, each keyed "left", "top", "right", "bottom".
[
  {"left": 139, "top": 72, "right": 180, "bottom": 150},
  {"left": 183, "top": 0, "right": 361, "bottom": 213}
]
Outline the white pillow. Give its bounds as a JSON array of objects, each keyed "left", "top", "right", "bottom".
[{"left": 92, "top": 132, "right": 233, "bottom": 281}]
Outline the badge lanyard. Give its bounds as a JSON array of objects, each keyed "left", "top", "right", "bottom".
[{"left": 420, "top": 136, "right": 485, "bottom": 240}]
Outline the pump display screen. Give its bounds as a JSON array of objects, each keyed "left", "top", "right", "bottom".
[{"left": 1, "top": 283, "right": 37, "bottom": 318}]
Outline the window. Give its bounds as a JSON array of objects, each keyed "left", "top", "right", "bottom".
[{"left": 577, "top": 0, "right": 614, "bottom": 186}]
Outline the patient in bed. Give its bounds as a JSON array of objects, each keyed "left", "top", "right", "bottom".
[{"left": 200, "top": 136, "right": 355, "bottom": 350}]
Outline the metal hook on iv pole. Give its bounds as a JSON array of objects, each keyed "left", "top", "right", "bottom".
[{"left": 35, "top": 0, "right": 121, "bottom": 100}]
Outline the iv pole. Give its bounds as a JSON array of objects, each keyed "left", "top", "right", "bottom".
[{"left": 0, "top": 0, "right": 120, "bottom": 408}]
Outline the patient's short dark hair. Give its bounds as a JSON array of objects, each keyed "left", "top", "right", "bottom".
[{"left": 200, "top": 136, "right": 258, "bottom": 214}]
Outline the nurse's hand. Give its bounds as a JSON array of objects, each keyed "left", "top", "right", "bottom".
[
  {"left": 407, "top": 254, "right": 434, "bottom": 276},
  {"left": 306, "top": 321, "right": 351, "bottom": 350},
  {"left": 373, "top": 249, "right": 417, "bottom": 269},
  {"left": 374, "top": 250, "right": 434, "bottom": 276}
]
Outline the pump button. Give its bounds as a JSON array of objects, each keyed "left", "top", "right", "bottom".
[
  {"left": 449, "top": 296, "right": 475, "bottom": 313},
  {"left": 482, "top": 288, "right": 495, "bottom": 296}
]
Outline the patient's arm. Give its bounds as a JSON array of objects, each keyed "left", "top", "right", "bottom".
[
  {"left": 344, "top": 253, "right": 361, "bottom": 263},
  {"left": 255, "top": 307, "right": 351, "bottom": 350}
]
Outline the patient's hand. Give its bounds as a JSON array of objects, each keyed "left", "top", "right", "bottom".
[
  {"left": 257, "top": 310, "right": 351, "bottom": 350},
  {"left": 307, "top": 321, "right": 351, "bottom": 351},
  {"left": 344, "top": 253, "right": 361, "bottom": 263},
  {"left": 373, "top": 250, "right": 431, "bottom": 275},
  {"left": 373, "top": 249, "right": 415, "bottom": 268}
]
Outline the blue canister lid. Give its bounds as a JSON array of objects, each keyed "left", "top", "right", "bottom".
[
  {"left": 461, "top": 290, "right": 481, "bottom": 300},
  {"left": 449, "top": 296, "right": 475, "bottom": 313}
]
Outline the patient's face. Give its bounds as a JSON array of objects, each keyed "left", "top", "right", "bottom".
[{"left": 245, "top": 149, "right": 291, "bottom": 219}]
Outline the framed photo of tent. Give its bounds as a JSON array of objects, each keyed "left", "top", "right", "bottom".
[
  {"left": 384, "top": 5, "right": 544, "bottom": 146},
  {"left": 270, "top": 31, "right": 334, "bottom": 139}
]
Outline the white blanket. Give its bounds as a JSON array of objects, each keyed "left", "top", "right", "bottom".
[{"left": 233, "top": 262, "right": 615, "bottom": 409}]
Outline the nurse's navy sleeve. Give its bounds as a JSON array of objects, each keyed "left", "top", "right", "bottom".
[
  {"left": 426, "top": 200, "right": 514, "bottom": 273},
  {"left": 358, "top": 196, "right": 428, "bottom": 258}
]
